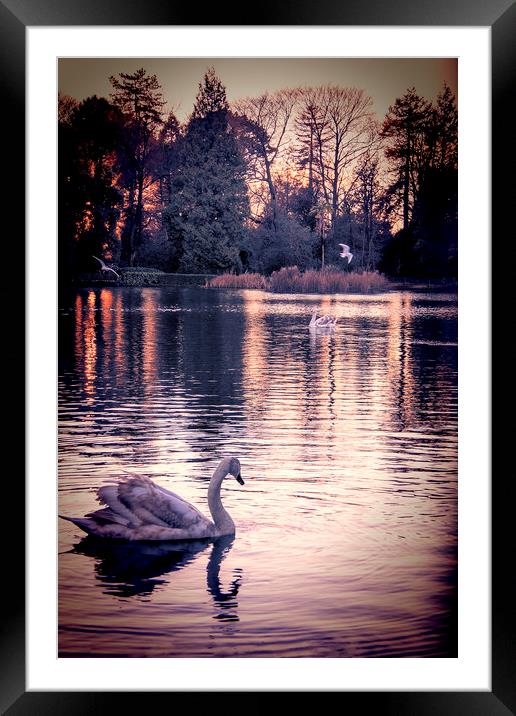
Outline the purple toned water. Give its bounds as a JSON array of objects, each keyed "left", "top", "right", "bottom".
[{"left": 58, "top": 287, "right": 457, "bottom": 657}]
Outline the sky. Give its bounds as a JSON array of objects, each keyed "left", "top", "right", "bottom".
[{"left": 58, "top": 58, "right": 457, "bottom": 122}]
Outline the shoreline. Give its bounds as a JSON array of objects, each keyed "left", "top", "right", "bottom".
[{"left": 67, "top": 273, "right": 457, "bottom": 294}]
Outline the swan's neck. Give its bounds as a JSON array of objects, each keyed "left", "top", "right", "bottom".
[
  {"left": 208, "top": 464, "right": 235, "bottom": 535},
  {"left": 310, "top": 311, "right": 317, "bottom": 327}
]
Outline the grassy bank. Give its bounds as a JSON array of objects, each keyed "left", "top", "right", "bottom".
[
  {"left": 207, "top": 267, "right": 390, "bottom": 294},
  {"left": 75, "top": 266, "right": 453, "bottom": 293}
]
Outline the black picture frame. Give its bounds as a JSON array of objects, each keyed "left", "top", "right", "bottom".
[{"left": 5, "top": 0, "right": 510, "bottom": 712}]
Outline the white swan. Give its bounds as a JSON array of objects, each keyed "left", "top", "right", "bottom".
[
  {"left": 60, "top": 456, "right": 244, "bottom": 541},
  {"left": 309, "top": 308, "right": 337, "bottom": 331}
]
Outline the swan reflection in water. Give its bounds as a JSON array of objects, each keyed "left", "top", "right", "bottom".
[{"left": 72, "top": 534, "right": 242, "bottom": 621}]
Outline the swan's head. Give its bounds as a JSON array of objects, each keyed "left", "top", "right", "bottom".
[{"left": 228, "top": 456, "right": 244, "bottom": 485}]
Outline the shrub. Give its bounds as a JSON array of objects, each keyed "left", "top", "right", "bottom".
[
  {"left": 248, "top": 212, "right": 316, "bottom": 274},
  {"left": 136, "top": 231, "right": 178, "bottom": 271}
]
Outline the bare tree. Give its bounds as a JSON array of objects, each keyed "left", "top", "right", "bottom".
[
  {"left": 350, "top": 149, "right": 386, "bottom": 270},
  {"left": 58, "top": 92, "right": 78, "bottom": 125},
  {"left": 232, "top": 89, "right": 299, "bottom": 231},
  {"left": 297, "top": 86, "right": 376, "bottom": 229}
]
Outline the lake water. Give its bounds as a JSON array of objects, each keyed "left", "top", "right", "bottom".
[{"left": 58, "top": 286, "right": 458, "bottom": 658}]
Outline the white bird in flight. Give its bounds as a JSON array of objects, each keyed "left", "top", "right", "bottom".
[
  {"left": 339, "top": 244, "right": 353, "bottom": 264},
  {"left": 92, "top": 255, "right": 120, "bottom": 280}
]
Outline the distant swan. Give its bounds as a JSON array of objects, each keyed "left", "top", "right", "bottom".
[
  {"left": 309, "top": 308, "right": 337, "bottom": 331},
  {"left": 60, "top": 456, "right": 244, "bottom": 541}
]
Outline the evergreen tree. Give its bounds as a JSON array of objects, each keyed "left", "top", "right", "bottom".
[
  {"left": 191, "top": 67, "right": 229, "bottom": 118},
  {"left": 110, "top": 68, "right": 165, "bottom": 265},
  {"left": 434, "top": 83, "right": 458, "bottom": 170},
  {"left": 158, "top": 110, "right": 181, "bottom": 205},
  {"left": 381, "top": 87, "right": 432, "bottom": 230},
  {"left": 410, "top": 85, "right": 458, "bottom": 277},
  {"left": 380, "top": 85, "right": 457, "bottom": 278},
  {"left": 164, "top": 69, "right": 249, "bottom": 273}
]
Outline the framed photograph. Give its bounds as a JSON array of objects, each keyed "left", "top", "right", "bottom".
[{"left": 6, "top": 0, "right": 510, "bottom": 711}]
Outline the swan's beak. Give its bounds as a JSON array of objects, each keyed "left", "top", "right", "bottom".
[{"left": 236, "top": 473, "right": 245, "bottom": 485}]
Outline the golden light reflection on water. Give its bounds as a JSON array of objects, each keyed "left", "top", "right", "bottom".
[
  {"left": 239, "top": 291, "right": 421, "bottom": 489},
  {"left": 386, "top": 292, "right": 416, "bottom": 430},
  {"left": 141, "top": 289, "right": 158, "bottom": 391},
  {"left": 59, "top": 286, "right": 458, "bottom": 658},
  {"left": 240, "top": 290, "right": 269, "bottom": 421},
  {"left": 74, "top": 290, "right": 98, "bottom": 404},
  {"left": 98, "top": 289, "right": 113, "bottom": 376}
]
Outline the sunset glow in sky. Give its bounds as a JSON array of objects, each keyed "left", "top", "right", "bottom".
[{"left": 59, "top": 57, "right": 457, "bottom": 121}]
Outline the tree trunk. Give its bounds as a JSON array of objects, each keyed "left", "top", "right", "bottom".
[
  {"left": 264, "top": 155, "right": 278, "bottom": 233},
  {"left": 134, "top": 172, "right": 144, "bottom": 261},
  {"left": 331, "top": 139, "right": 340, "bottom": 228},
  {"left": 120, "top": 186, "right": 135, "bottom": 266},
  {"left": 403, "top": 124, "right": 411, "bottom": 230},
  {"left": 308, "top": 124, "right": 314, "bottom": 193}
]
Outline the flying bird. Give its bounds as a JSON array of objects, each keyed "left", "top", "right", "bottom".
[
  {"left": 339, "top": 244, "right": 353, "bottom": 264},
  {"left": 92, "top": 255, "right": 120, "bottom": 280}
]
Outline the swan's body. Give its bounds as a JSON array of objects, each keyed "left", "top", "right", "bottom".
[
  {"left": 309, "top": 308, "right": 337, "bottom": 331},
  {"left": 60, "top": 457, "right": 244, "bottom": 541},
  {"left": 92, "top": 255, "right": 120, "bottom": 280},
  {"left": 338, "top": 243, "right": 353, "bottom": 264}
]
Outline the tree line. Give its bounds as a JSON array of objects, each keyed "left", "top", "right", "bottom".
[{"left": 59, "top": 67, "right": 457, "bottom": 280}]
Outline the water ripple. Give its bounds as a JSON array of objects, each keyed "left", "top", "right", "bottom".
[{"left": 59, "top": 287, "right": 457, "bottom": 657}]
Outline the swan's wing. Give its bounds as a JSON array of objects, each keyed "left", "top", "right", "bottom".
[
  {"left": 315, "top": 315, "right": 337, "bottom": 328},
  {"left": 339, "top": 244, "right": 350, "bottom": 252},
  {"left": 96, "top": 484, "right": 142, "bottom": 525},
  {"left": 96, "top": 475, "right": 207, "bottom": 529},
  {"left": 106, "top": 267, "right": 120, "bottom": 278},
  {"left": 85, "top": 506, "right": 131, "bottom": 526},
  {"left": 154, "top": 482, "right": 204, "bottom": 513}
]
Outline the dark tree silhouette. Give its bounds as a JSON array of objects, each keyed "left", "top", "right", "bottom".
[
  {"left": 381, "top": 87, "right": 432, "bottom": 231},
  {"left": 109, "top": 68, "right": 165, "bottom": 265},
  {"left": 410, "top": 84, "right": 458, "bottom": 278},
  {"left": 157, "top": 110, "right": 181, "bottom": 206},
  {"left": 57, "top": 67, "right": 458, "bottom": 283},
  {"left": 191, "top": 67, "right": 229, "bottom": 118},
  {"left": 380, "top": 84, "right": 457, "bottom": 278},
  {"left": 58, "top": 95, "right": 123, "bottom": 279}
]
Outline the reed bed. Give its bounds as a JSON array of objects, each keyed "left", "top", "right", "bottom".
[
  {"left": 269, "top": 266, "right": 390, "bottom": 294},
  {"left": 207, "top": 273, "right": 269, "bottom": 289},
  {"left": 208, "top": 267, "right": 389, "bottom": 294}
]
